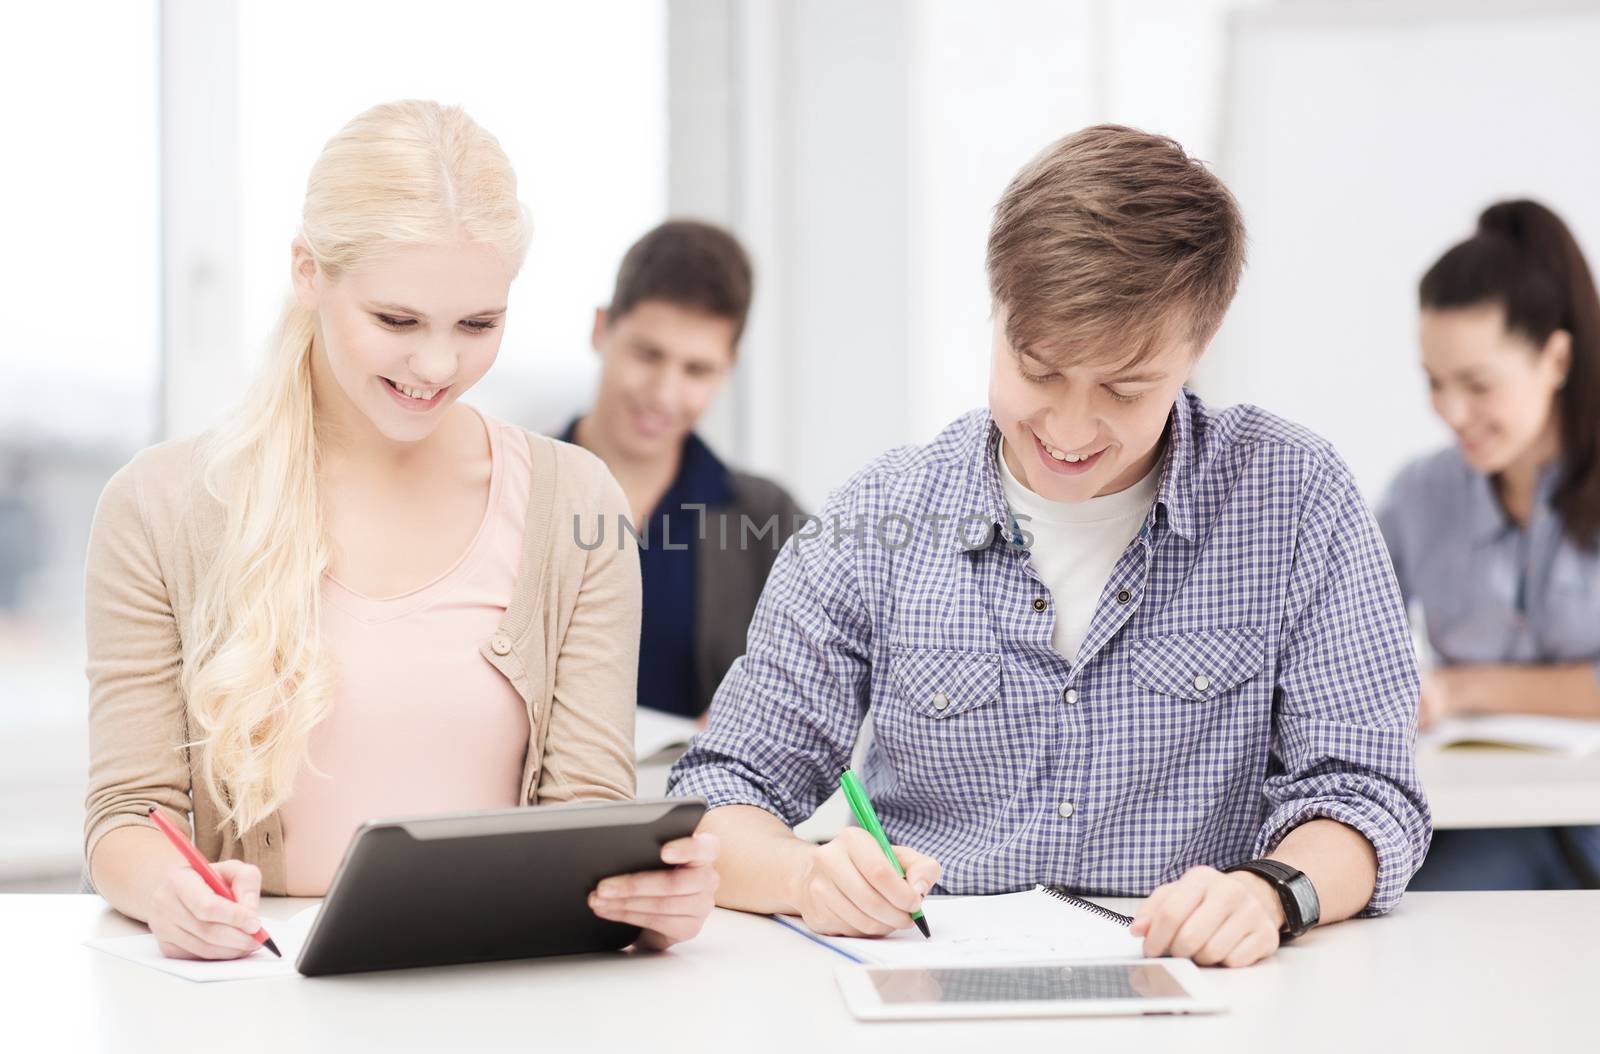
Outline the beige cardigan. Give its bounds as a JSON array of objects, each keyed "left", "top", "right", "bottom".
[{"left": 83, "top": 427, "right": 640, "bottom": 894}]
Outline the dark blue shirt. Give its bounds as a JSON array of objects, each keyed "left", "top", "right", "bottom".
[{"left": 562, "top": 421, "right": 733, "bottom": 717}]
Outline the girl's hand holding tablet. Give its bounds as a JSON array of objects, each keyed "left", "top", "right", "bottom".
[{"left": 588, "top": 832, "right": 722, "bottom": 950}]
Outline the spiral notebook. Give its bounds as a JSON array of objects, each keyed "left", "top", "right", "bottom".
[{"left": 774, "top": 885, "right": 1146, "bottom": 966}]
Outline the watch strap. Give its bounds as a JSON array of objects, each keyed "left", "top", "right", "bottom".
[{"left": 1225, "top": 859, "right": 1321, "bottom": 941}]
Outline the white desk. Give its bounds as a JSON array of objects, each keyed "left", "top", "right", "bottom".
[
  {"left": 1418, "top": 745, "right": 1600, "bottom": 829},
  {"left": 7, "top": 892, "right": 1594, "bottom": 1052}
]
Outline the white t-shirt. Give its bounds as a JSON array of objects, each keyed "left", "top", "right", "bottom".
[{"left": 997, "top": 439, "right": 1161, "bottom": 664}]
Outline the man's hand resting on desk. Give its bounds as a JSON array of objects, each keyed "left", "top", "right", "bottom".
[
  {"left": 149, "top": 859, "right": 266, "bottom": 961},
  {"left": 1130, "top": 865, "right": 1284, "bottom": 968},
  {"left": 589, "top": 833, "right": 722, "bottom": 950}
]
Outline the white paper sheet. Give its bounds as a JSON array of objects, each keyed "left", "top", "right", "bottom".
[
  {"left": 634, "top": 708, "right": 700, "bottom": 761},
  {"left": 779, "top": 887, "right": 1146, "bottom": 967},
  {"left": 86, "top": 906, "right": 321, "bottom": 982}
]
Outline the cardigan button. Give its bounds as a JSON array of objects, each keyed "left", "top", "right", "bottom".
[{"left": 490, "top": 634, "right": 513, "bottom": 656}]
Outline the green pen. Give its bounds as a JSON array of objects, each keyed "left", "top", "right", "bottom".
[{"left": 839, "top": 768, "right": 931, "bottom": 938}]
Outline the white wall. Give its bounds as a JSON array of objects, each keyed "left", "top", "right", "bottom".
[
  {"left": 905, "top": 1, "right": 1100, "bottom": 446},
  {"left": 669, "top": 0, "right": 924, "bottom": 507},
  {"left": 1209, "top": 1, "right": 1600, "bottom": 498},
  {"left": 161, "top": 0, "right": 241, "bottom": 440},
  {"left": 905, "top": 0, "right": 1270, "bottom": 449},
  {"left": 711, "top": 1, "right": 1271, "bottom": 509},
  {"left": 718, "top": 0, "right": 1598, "bottom": 511}
]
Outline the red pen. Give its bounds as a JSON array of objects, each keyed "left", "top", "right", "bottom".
[{"left": 145, "top": 806, "right": 280, "bottom": 957}]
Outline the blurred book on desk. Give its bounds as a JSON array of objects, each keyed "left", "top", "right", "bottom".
[
  {"left": 635, "top": 709, "right": 700, "bottom": 763},
  {"left": 1423, "top": 715, "right": 1600, "bottom": 758}
]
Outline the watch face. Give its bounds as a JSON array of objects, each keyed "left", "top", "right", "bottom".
[
  {"left": 1289, "top": 875, "right": 1320, "bottom": 928},
  {"left": 1278, "top": 873, "right": 1319, "bottom": 936}
]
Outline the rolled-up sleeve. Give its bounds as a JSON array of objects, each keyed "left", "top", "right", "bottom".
[
  {"left": 1256, "top": 454, "right": 1432, "bottom": 915},
  {"left": 668, "top": 485, "right": 873, "bottom": 826}
]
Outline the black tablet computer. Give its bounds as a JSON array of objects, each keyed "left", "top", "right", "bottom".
[{"left": 295, "top": 797, "right": 706, "bottom": 977}]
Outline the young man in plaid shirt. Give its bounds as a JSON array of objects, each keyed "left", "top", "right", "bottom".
[{"left": 662, "top": 125, "right": 1430, "bottom": 967}]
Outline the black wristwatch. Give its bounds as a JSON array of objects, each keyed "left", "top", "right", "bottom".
[{"left": 1225, "top": 859, "right": 1320, "bottom": 942}]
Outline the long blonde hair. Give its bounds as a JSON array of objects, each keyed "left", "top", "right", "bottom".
[{"left": 181, "top": 101, "right": 532, "bottom": 835}]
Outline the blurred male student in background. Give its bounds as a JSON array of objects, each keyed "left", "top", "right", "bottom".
[{"left": 561, "top": 221, "right": 804, "bottom": 722}]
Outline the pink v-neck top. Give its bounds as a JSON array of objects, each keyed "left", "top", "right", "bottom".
[{"left": 278, "top": 410, "right": 533, "bottom": 895}]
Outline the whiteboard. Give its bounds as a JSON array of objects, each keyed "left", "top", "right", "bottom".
[{"left": 1202, "top": 1, "right": 1600, "bottom": 500}]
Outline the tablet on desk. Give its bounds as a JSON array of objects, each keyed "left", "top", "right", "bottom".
[
  {"left": 835, "top": 959, "right": 1224, "bottom": 1020},
  {"left": 295, "top": 797, "right": 705, "bottom": 977}
]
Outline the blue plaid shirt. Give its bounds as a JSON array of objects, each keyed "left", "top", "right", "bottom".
[{"left": 669, "top": 391, "right": 1432, "bottom": 914}]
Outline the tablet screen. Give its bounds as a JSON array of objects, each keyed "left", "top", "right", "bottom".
[{"left": 866, "top": 963, "right": 1191, "bottom": 1005}]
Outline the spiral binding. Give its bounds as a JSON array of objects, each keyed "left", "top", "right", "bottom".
[{"left": 1041, "top": 885, "right": 1135, "bottom": 927}]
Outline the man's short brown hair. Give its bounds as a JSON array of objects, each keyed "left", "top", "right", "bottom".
[
  {"left": 986, "top": 124, "right": 1246, "bottom": 365},
  {"left": 608, "top": 219, "right": 754, "bottom": 343}
]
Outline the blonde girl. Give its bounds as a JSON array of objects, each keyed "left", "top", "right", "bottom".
[{"left": 83, "top": 100, "right": 718, "bottom": 958}]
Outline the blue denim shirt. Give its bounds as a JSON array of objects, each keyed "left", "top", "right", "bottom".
[
  {"left": 1378, "top": 445, "right": 1600, "bottom": 870},
  {"left": 561, "top": 420, "right": 734, "bottom": 718},
  {"left": 670, "top": 391, "right": 1431, "bottom": 913},
  {"left": 1378, "top": 447, "right": 1600, "bottom": 671}
]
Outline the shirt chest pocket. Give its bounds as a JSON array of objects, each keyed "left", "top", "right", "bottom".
[
  {"left": 870, "top": 647, "right": 1033, "bottom": 808},
  {"left": 1126, "top": 628, "right": 1270, "bottom": 799},
  {"left": 1538, "top": 553, "right": 1600, "bottom": 661},
  {"left": 1421, "top": 546, "right": 1522, "bottom": 663}
]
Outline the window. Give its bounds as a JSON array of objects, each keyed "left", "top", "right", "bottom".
[{"left": 0, "top": 1, "right": 161, "bottom": 884}]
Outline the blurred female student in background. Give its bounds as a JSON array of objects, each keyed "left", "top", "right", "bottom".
[
  {"left": 82, "top": 100, "right": 718, "bottom": 958},
  {"left": 1379, "top": 199, "right": 1600, "bottom": 890}
]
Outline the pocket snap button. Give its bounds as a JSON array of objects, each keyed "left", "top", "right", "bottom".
[
  {"left": 932, "top": 692, "right": 950, "bottom": 712},
  {"left": 1193, "top": 674, "right": 1210, "bottom": 692}
]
